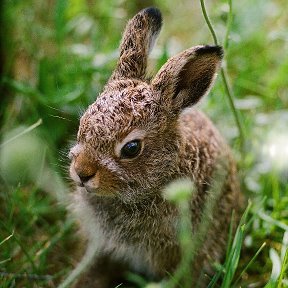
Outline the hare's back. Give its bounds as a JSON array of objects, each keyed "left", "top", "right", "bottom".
[{"left": 178, "top": 107, "right": 225, "bottom": 150}]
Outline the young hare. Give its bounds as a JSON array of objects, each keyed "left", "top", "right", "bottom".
[{"left": 68, "top": 7, "right": 241, "bottom": 287}]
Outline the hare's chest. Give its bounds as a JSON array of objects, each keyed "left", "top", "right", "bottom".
[
  {"left": 102, "top": 207, "right": 179, "bottom": 271},
  {"left": 102, "top": 217, "right": 178, "bottom": 279},
  {"left": 74, "top": 192, "right": 179, "bottom": 276}
]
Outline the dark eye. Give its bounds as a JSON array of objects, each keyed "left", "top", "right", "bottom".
[{"left": 121, "top": 140, "right": 142, "bottom": 159}]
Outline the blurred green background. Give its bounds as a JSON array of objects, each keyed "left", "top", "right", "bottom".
[{"left": 0, "top": 0, "right": 287, "bottom": 287}]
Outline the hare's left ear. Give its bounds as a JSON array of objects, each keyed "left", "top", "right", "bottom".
[
  {"left": 151, "top": 45, "right": 223, "bottom": 112},
  {"left": 110, "top": 7, "right": 162, "bottom": 81}
]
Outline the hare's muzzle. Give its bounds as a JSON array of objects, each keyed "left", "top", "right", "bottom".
[
  {"left": 77, "top": 173, "right": 95, "bottom": 186},
  {"left": 70, "top": 152, "right": 99, "bottom": 188}
]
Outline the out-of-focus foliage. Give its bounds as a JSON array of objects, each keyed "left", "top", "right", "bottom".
[{"left": 0, "top": 0, "right": 287, "bottom": 287}]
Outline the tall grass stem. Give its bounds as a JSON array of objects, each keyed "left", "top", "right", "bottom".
[
  {"left": 223, "top": 0, "right": 233, "bottom": 50},
  {"left": 199, "top": 0, "right": 244, "bottom": 147},
  {"left": 199, "top": 0, "right": 218, "bottom": 45}
]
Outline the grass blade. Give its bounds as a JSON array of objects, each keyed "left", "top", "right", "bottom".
[
  {"left": 233, "top": 242, "right": 266, "bottom": 286},
  {"left": 0, "top": 119, "right": 42, "bottom": 148},
  {"left": 258, "top": 212, "right": 288, "bottom": 232},
  {"left": 270, "top": 248, "right": 282, "bottom": 283},
  {"left": 277, "top": 248, "right": 288, "bottom": 288},
  {"left": 0, "top": 231, "right": 14, "bottom": 246},
  {"left": 221, "top": 201, "right": 251, "bottom": 287}
]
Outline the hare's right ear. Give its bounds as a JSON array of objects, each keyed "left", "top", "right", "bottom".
[
  {"left": 110, "top": 7, "right": 162, "bottom": 81},
  {"left": 151, "top": 45, "right": 223, "bottom": 113}
]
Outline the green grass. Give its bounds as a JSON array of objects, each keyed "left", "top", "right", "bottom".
[{"left": 1, "top": 0, "right": 288, "bottom": 287}]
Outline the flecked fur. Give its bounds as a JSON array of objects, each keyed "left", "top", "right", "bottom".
[{"left": 67, "top": 7, "right": 242, "bottom": 288}]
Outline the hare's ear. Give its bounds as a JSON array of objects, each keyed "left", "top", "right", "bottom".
[
  {"left": 151, "top": 45, "right": 223, "bottom": 112},
  {"left": 110, "top": 7, "right": 162, "bottom": 81}
]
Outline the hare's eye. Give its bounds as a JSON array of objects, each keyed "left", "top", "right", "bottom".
[{"left": 121, "top": 140, "right": 141, "bottom": 159}]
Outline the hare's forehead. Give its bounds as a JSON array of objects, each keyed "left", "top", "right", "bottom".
[{"left": 77, "top": 86, "right": 159, "bottom": 143}]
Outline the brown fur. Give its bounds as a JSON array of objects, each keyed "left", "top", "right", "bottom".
[{"left": 67, "top": 7, "right": 242, "bottom": 287}]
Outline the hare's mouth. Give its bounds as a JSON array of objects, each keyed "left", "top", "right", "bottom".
[
  {"left": 84, "top": 185, "right": 99, "bottom": 194},
  {"left": 79, "top": 184, "right": 116, "bottom": 197}
]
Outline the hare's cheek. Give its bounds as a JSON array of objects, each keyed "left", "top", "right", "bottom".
[
  {"left": 99, "top": 170, "right": 123, "bottom": 191},
  {"left": 77, "top": 168, "right": 120, "bottom": 195},
  {"left": 69, "top": 163, "right": 81, "bottom": 184}
]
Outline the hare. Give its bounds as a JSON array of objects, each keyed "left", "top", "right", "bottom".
[{"left": 67, "top": 7, "right": 241, "bottom": 288}]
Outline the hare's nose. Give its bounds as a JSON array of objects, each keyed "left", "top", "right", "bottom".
[
  {"left": 73, "top": 152, "right": 97, "bottom": 185},
  {"left": 77, "top": 173, "right": 95, "bottom": 184}
]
